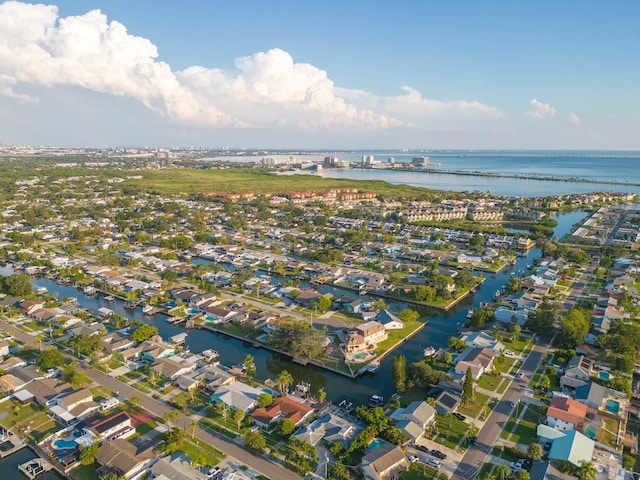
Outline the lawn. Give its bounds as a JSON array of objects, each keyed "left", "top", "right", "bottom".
[
  {"left": 373, "top": 318, "right": 424, "bottom": 355},
  {"left": 502, "top": 404, "right": 543, "bottom": 445},
  {"left": 400, "top": 463, "right": 439, "bottom": 479},
  {"left": 478, "top": 374, "right": 502, "bottom": 391},
  {"left": 0, "top": 400, "right": 55, "bottom": 435},
  {"left": 459, "top": 392, "right": 492, "bottom": 419},
  {"left": 496, "top": 379, "right": 510, "bottom": 395},
  {"left": 434, "top": 413, "right": 469, "bottom": 449},
  {"left": 70, "top": 463, "right": 100, "bottom": 480},
  {"left": 175, "top": 437, "right": 226, "bottom": 467}
]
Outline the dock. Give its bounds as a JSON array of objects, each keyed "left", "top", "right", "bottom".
[
  {"left": 0, "top": 430, "right": 27, "bottom": 458},
  {"left": 18, "top": 457, "right": 54, "bottom": 479}
]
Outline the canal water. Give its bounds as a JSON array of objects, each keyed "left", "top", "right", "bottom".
[
  {"left": 4, "top": 211, "right": 586, "bottom": 410},
  {"left": 0, "top": 447, "right": 64, "bottom": 480}
]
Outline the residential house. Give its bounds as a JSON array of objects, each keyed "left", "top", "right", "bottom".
[
  {"left": 86, "top": 411, "right": 135, "bottom": 440},
  {"left": 137, "top": 338, "right": 175, "bottom": 362},
  {"left": 0, "top": 373, "right": 28, "bottom": 394},
  {"left": 361, "top": 441, "right": 409, "bottom": 480},
  {"left": 547, "top": 430, "right": 595, "bottom": 467},
  {"left": 69, "top": 322, "right": 104, "bottom": 337},
  {"left": 434, "top": 390, "right": 462, "bottom": 416},
  {"left": 560, "top": 355, "right": 593, "bottom": 390},
  {"left": 293, "top": 413, "right": 361, "bottom": 447},
  {"left": 196, "top": 364, "right": 235, "bottom": 392},
  {"left": 546, "top": 397, "right": 591, "bottom": 431},
  {"left": 150, "top": 453, "right": 209, "bottom": 480},
  {"left": 375, "top": 310, "right": 404, "bottom": 330},
  {"left": 574, "top": 382, "right": 622, "bottom": 411},
  {"left": 96, "top": 439, "right": 157, "bottom": 479},
  {"left": 390, "top": 401, "right": 436, "bottom": 442},
  {"left": 18, "top": 300, "right": 44, "bottom": 316},
  {"left": 0, "top": 340, "right": 9, "bottom": 357},
  {"left": 23, "top": 378, "right": 71, "bottom": 406},
  {"left": 454, "top": 347, "right": 494, "bottom": 380},
  {"left": 345, "top": 321, "right": 388, "bottom": 353},
  {"left": 252, "top": 397, "right": 315, "bottom": 428},
  {"left": 459, "top": 331, "right": 504, "bottom": 355},
  {"left": 494, "top": 306, "right": 528, "bottom": 326},
  {"left": 150, "top": 357, "right": 196, "bottom": 380},
  {"left": 50, "top": 388, "right": 99, "bottom": 425},
  {"left": 211, "top": 381, "right": 264, "bottom": 412},
  {"left": 294, "top": 289, "right": 322, "bottom": 307}
]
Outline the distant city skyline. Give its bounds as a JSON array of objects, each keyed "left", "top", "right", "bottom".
[{"left": 0, "top": 0, "right": 638, "bottom": 149}]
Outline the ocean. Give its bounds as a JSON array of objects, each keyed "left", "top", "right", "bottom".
[{"left": 267, "top": 150, "right": 640, "bottom": 197}]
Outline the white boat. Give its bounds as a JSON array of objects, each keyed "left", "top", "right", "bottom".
[
  {"left": 466, "top": 308, "right": 474, "bottom": 319},
  {"left": 103, "top": 295, "right": 115, "bottom": 301},
  {"left": 35, "top": 286, "right": 48, "bottom": 294},
  {"left": 83, "top": 286, "right": 96, "bottom": 295},
  {"left": 424, "top": 346, "right": 436, "bottom": 357},
  {"left": 369, "top": 395, "right": 384, "bottom": 405},
  {"left": 494, "top": 290, "right": 502, "bottom": 299},
  {"left": 142, "top": 305, "right": 154, "bottom": 314}
]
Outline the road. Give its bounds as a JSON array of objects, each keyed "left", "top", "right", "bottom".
[
  {"left": 0, "top": 319, "right": 301, "bottom": 480},
  {"left": 450, "top": 336, "right": 551, "bottom": 480},
  {"left": 80, "top": 365, "right": 302, "bottom": 480}
]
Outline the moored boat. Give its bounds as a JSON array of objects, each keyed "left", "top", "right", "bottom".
[{"left": 423, "top": 346, "right": 436, "bottom": 357}]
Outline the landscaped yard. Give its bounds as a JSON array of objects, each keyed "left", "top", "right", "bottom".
[
  {"left": 501, "top": 403, "right": 543, "bottom": 445},
  {"left": 478, "top": 373, "right": 502, "bottom": 391},
  {"left": 459, "top": 392, "right": 493, "bottom": 419},
  {"left": 433, "top": 413, "right": 469, "bottom": 449},
  {"left": 400, "top": 463, "right": 439, "bottom": 479}
]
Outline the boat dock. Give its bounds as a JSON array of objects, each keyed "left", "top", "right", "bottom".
[
  {"left": 0, "top": 430, "right": 27, "bottom": 458},
  {"left": 18, "top": 457, "right": 54, "bottom": 479}
]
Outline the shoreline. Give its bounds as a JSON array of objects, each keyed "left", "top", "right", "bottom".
[{"left": 327, "top": 165, "right": 640, "bottom": 188}]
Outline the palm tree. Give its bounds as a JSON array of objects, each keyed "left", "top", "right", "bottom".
[
  {"left": 576, "top": 460, "right": 597, "bottom": 480},
  {"left": 275, "top": 370, "right": 294, "bottom": 396},
  {"left": 190, "top": 419, "right": 198, "bottom": 439},
  {"left": 233, "top": 408, "right": 245, "bottom": 430},
  {"left": 163, "top": 410, "right": 179, "bottom": 429},
  {"left": 494, "top": 465, "right": 511, "bottom": 480},
  {"left": 316, "top": 387, "right": 326, "bottom": 403}
]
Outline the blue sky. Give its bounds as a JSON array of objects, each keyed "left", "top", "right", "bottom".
[{"left": 0, "top": 0, "right": 638, "bottom": 149}]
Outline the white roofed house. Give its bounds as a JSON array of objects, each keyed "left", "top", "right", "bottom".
[
  {"left": 454, "top": 347, "right": 495, "bottom": 380},
  {"left": 390, "top": 400, "right": 436, "bottom": 442},
  {"left": 211, "top": 380, "right": 264, "bottom": 413},
  {"left": 374, "top": 310, "right": 404, "bottom": 330},
  {"left": 459, "top": 331, "right": 504, "bottom": 355},
  {"left": 50, "top": 388, "right": 99, "bottom": 425}
]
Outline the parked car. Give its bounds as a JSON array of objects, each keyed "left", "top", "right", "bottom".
[
  {"left": 431, "top": 449, "right": 447, "bottom": 459},
  {"left": 417, "top": 445, "right": 430, "bottom": 453},
  {"left": 425, "top": 458, "right": 440, "bottom": 468},
  {"left": 453, "top": 412, "right": 466, "bottom": 421},
  {"left": 408, "top": 455, "right": 419, "bottom": 463}
]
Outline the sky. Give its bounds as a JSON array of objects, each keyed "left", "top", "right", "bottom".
[{"left": 0, "top": 0, "right": 638, "bottom": 149}]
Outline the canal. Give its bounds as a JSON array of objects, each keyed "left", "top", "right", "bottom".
[{"left": 13, "top": 211, "right": 584, "bottom": 407}]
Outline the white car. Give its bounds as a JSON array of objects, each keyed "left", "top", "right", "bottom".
[
  {"left": 408, "top": 455, "right": 419, "bottom": 463},
  {"left": 424, "top": 458, "right": 440, "bottom": 468}
]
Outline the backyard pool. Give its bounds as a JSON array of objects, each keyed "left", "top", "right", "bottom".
[
  {"left": 585, "top": 425, "right": 597, "bottom": 438},
  {"left": 54, "top": 439, "right": 78, "bottom": 450},
  {"left": 368, "top": 438, "right": 385, "bottom": 450},
  {"left": 352, "top": 353, "right": 367, "bottom": 361},
  {"left": 598, "top": 371, "right": 611, "bottom": 380},
  {"left": 605, "top": 399, "right": 620, "bottom": 413}
]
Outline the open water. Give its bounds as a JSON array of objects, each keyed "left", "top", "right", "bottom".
[{"left": 274, "top": 150, "right": 640, "bottom": 197}]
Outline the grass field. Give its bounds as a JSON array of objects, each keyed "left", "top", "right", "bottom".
[
  {"left": 434, "top": 413, "right": 469, "bottom": 449},
  {"left": 459, "top": 392, "right": 492, "bottom": 419}
]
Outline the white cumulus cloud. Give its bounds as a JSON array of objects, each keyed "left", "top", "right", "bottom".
[
  {"left": 0, "top": 1, "right": 504, "bottom": 133},
  {"left": 568, "top": 113, "right": 581, "bottom": 125},
  {"left": 525, "top": 98, "right": 556, "bottom": 118}
]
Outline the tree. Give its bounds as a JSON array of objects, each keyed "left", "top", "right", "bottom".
[
  {"left": 392, "top": 355, "right": 407, "bottom": 392},
  {"left": 1, "top": 273, "right": 32, "bottom": 297},
  {"left": 256, "top": 393, "right": 273, "bottom": 408},
  {"left": 233, "top": 408, "right": 245, "bottom": 430},
  {"left": 494, "top": 465, "right": 511, "bottom": 480},
  {"left": 131, "top": 324, "right": 159, "bottom": 343},
  {"left": 163, "top": 410, "right": 179, "bottom": 429},
  {"left": 278, "top": 418, "right": 296, "bottom": 436},
  {"left": 516, "top": 472, "right": 531, "bottom": 480},
  {"left": 79, "top": 443, "right": 99, "bottom": 465},
  {"left": 129, "top": 395, "right": 141, "bottom": 410},
  {"left": 316, "top": 387, "right": 326, "bottom": 403},
  {"left": 397, "top": 309, "right": 420, "bottom": 322},
  {"left": 510, "top": 324, "right": 521, "bottom": 344},
  {"left": 559, "top": 308, "right": 590, "bottom": 348},
  {"left": 462, "top": 367, "right": 475, "bottom": 404},
  {"left": 448, "top": 336, "right": 467, "bottom": 352},
  {"left": 244, "top": 430, "right": 267, "bottom": 452},
  {"left": 576, "top": 460, "right": 597, "bottom": 480},
  {"left": 69, "top": 333, "right": 103, "bottom": 356},
  {"left": 527, "top": 442, "right": 543, "bottom": 460},
  {"left": 243, "top": 354, "right": 256, "bottom": 378},
  {"left": 443, "top": 351, "right": 453, "bottom": 364},
  {"left": 314, "top": 296, "right": 332, "bottom": 313},
  {"left": 275, "top": 370, "right": 294, "bottom": 396},
  {"left": 267, "top": 317, "right": 326, "bottom": 358},
  {"left": 539, "top": 375, "right": 551, "bottom": 391},
  {"left": 525, "top": 302, "right": 556, "bottom": 335},
  {"left": 36, "top": 349, "right": 65, "bottom": 371}
]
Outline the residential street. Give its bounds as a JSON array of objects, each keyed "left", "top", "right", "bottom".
[{"left": 450, "top": 336, "right": 550, "bottom": 480}]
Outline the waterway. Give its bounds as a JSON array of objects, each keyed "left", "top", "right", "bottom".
[
  {"left": 13, "top": 214, "right": 581, "bottom": 406},
  {"left": 0, "top": 447, "right": 64, "bottom": 480}
]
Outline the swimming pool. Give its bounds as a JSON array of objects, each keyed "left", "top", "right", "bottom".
[
  {"left": 598, "top": 371, "right": 611, "bottom": 380},
  {"left": 54, "top": 439, "right": 78, "bottom": 450},
  {"left": 605, "top": 399, "right": 620, "bottom": 413},
  {"left": 585, "top": 425, "right": 596, "bottom": 438},
  {"left": 368, "top": 438, "right": 385, "bottom": 450},
  {"left": 353, "top": 353, "right": 367, "bottom": 361}
]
